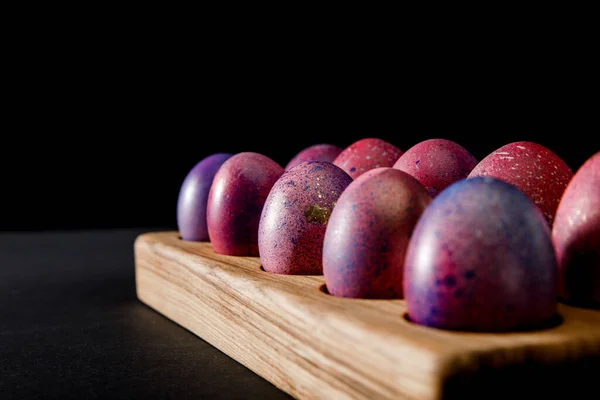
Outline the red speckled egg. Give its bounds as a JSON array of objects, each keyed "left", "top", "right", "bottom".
[
  {"left": 207, "top": 152, "right": 284, "bottom": 256},
  {"left": 404, "top": 177, "right": 558, "bottom": 332},
  {"left": 468, "top": 141, "right": 573, "bottom": 225},
  {"left": 322, "top": 167, "right": 431, "bottom": 298},
  {"left": 333, "top": 137, "right": 403, "bottom": 179},
  {"left": 393, "top": 138, "right": 478, "bottom": 197},
  {"left": 552, "top": 152, "right": 600, "bottom": 307},
  {"left": 258, "top": 161, "right": 352, "bottom": 275},
  {"left": 285, "top": 143, "right": 343, "bottom": 170}
]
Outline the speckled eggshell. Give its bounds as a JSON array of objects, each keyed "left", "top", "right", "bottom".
[
  {"left": 285, "top": 143, "right": 343, "bottom": 170},
  {"left": 552, "top": 152, "right": 600, "bottom": 307},
  {"left": 207, "top": 152, "right": 284, "bottom": 256},
  {"left": 333, "top": 137, "right": 403, "bottom": 179},
  {"left": 258, "top": 161, "right": 353, "bottom": 275},
  {"left": 322, "top": 167, "right": 432, "bottom": 299},
  {"left": 393, "top": 138, "right": 478, "bottom": 197},
  {"left": 467, "top": 141, "right": 573, "bottom": 225},
  {"left": 176, "top": 153, "right": 234, "bottom": 241},
  {"left": 404, "top": 177, "right": 558, "bottom": 332}
]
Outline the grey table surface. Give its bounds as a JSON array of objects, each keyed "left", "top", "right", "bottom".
[{"left": 0, "top": 228, "right": 292, "bottom": 399}]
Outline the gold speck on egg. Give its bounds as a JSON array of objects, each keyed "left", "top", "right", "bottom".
[{"left": 304, "top": 204, "right": 332, "bottom": 224}]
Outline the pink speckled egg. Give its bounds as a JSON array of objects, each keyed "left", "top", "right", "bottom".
[
  {"left": 333, "top": 137, "right": 403, "bottom": 179},
  {"left": 258, "top": 161, "right": 353, "bottom": 275},
  {"left": 404, "top": 177, "right": 558, "bottom": 332},
  {"left": 285, "top": 143, "right": 343, "bottom": 170},
  {"left": 552, "top": 152, "right": 600, "bottom": 307},
  {"left": 207, "top": 152, "right": 284, "bottom": 256},
  {"left": 322, "top": 167, "right": 432, "bottom": 299},
  {"left": 393, "top": 138, "right": 478, "bottom": 197},
  {"left": 468, "top": 141, "right": 573, "bottom": 225}
]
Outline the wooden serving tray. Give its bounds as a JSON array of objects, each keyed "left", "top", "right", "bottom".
[{"left": 134, "top": 231, "right": 600, "bottom": 400}]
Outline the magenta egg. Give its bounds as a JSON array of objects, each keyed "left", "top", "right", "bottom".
[
  {"left": 393, "top": 138, "right": 478, "bottom": 197},
  {"left": 285, "top": 143, "right": 343, "bottom": 170},
  {"left": 258, "top": 161, "right": 352, "bottom": 275},
  {"left": 176, "top": 153, "right": 234, "bottom": 241},
  {"left": 404, "top": 177, "right": 558, "bottom": 332},
  {"left": 333, "top": 137, "right": 403, "bottom": 179},
  {"left": 468, "top": 141, "right": 573, "bottom": 225},
  {"left": 322, "top": 167, "right": 431, "bottom": 299},
  {"left": 207, "top": 152, "right": 284, "bottom": 256},
  {"left": 552, "top": 152, "right": 600, "bottom": 307}
]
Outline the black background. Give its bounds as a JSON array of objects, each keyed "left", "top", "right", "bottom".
[
  {"left": 2, "top": 88, "right": 596, "bottom": 232},
  {"left": 3, "top": 24, "right": 598, "bottom": 232},
  {"left": 3, "top": 123, "right": 596, "bottom": 232}
]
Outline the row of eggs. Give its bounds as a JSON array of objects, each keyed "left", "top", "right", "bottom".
[{"left": 176, "top": 137, "right": 599, "bottom": 332}]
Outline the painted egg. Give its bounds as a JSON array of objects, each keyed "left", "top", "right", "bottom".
[
  {"left": 393, "top": 138, "right": 477, "bottom": 197},
  {"left": 285, "top": 143, "right": 343, "bottom": 170},
  {"left": 176, "top": 153, "right": 234, "bottom": 241},
  {"left": 207, "top": 152, "right": 284, "bottom": 256},
  {"left": 258, "top": 161, "right": 352, "bottom": 275},
  {"left": 322, "top": 167, "right": 431, "bottom": 299},
  {"left": 404, "top": 177, "right": 558, "bottom": 332},
  {"left": 552, "top": 151, "right": 600, "bottom": 307},
  {"left": 333, "top": 137, "right": 403, "bottom": 179},
  {"left": 467, "top": 141, "right": 573, "bottom": 225}
]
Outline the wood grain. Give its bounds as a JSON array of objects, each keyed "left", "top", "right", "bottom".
[{"left": 134, "top": 231, "right": 600, "bottom": 400}]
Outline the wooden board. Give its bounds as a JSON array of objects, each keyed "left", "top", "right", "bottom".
[{"left": 134, "top": 231, "right": 600, "bottom": 400}]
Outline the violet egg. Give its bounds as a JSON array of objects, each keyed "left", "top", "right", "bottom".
[
  {"left": 207, "top": 152, "right": 284, "bottom": 256},
  {"left": 552, "top": 151, "right": 600, "bottom": 307},
  {"left": 176, "top": 153, "right": 233, "bottom": 241},
  {"left": 285, "top": 143, "right": 343, "bottom": 170},
  {"left": 393, "top": 138, "right": 477, "bottom": 197},
  {"left": 468, "top": 141, "right": 573, "bottom": 225},
  {"left": 333, "top": 137, "right": 403, "bottom": 179},
  {"left": 322, "top": 167, "right": 431, "bottom": 299},
  {"left": 258, "top": 161, "right": 352, "bottom": 275},
  {"left": 404, "top": 177, "right": 558, "bottom": 332}
]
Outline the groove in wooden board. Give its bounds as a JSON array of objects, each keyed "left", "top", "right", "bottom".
[
  {"left": 135, "top": 233, "right": 441, "bottom": 399},
  {"left": 135, "top": 234, "right": 440, "bottom": 398},
  {"left": 135, "top": 231, "right": 600, "bottom": 400},
  {"left": 136, "top": 248, "right": 408, "bottom": 399}
]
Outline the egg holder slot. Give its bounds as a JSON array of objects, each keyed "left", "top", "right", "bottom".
[{"left": 134, "top": 231, "right": 600, "bottom": 400}]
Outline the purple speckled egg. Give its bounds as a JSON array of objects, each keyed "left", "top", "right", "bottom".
[
  {"left": 285, "top": 143, "right": 343, "bottom": 170},
  {"left": 258, "top": 161, "right": 353, "bottom": 275},
  {"left": 404, "top": 177, "right": 558, "bottom": 332},
  {"left": 176, "top": 153, "right": 234, "bottom": 241},
  {"left": 552, "top": 152, "right": 600, "bottom": 307},
  {"left": 468, "top": 141, "right": 573, "bottom": 225},
  {"left": 333, "top": 137, "right": 403, "bottom": 179},
  {"left": 207, "top": 152, "right": 284, "bottom": 256},
  {"left": 393, "top": 138, "right": 478, "bottom": 197},
  {"left": 322, "top": 168, "right": 432, "bottom": 299}
]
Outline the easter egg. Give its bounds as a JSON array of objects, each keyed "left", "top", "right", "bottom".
[
  {"left": 285, "top": 143, "right": 343, "bottom": 170},
  {"left": 258, "top": 161, "right": 352, "bottom": 275},
  {"left": 333, "top": 137, "right": 403, "bottom": 179},
  {"left": 176, "top": 153, "right": 233, "bottom": 241},
  {"left": 322, "top": 167, "right": 431, "bottom": 299},
  {"left": 207, "top": 152, "right": 284, "bottom": 256},
  {"left": 552, "top": 151, "right": 600, "bottom": 307},
  {"left": 468, "top": 141, "right": 573, "bottom": 225},
  {"left": 404, "top": 177, "right": 558, "bottom": 332},
  {"left": 393, "top": 138, "right": 478, "bottom": 197}
]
